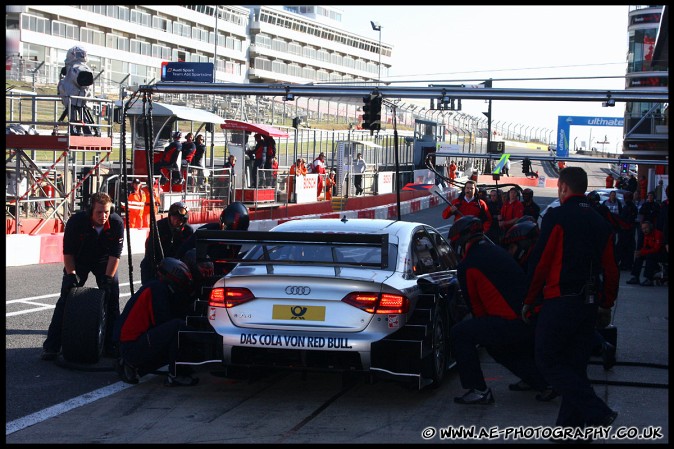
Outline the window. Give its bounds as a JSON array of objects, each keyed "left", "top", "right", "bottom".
[
  {"left": 130, "top": 39, "right": 151, "bottom": 57},
  {"left": 272, "top": 38, "right": 288, "bottom": 53},
  {"left": 152, "top": 44, "right": 171, "bottom": 60},
  {"left": 412, "top": 232, "right": 440, "bottom": 275},
  {"left": 272, "top": 59, "right": 287, "bottom": 75},
  {"left": 106, "top": 6, "right": 129, "bottom": 21},
  {"left": 255, "top": 34, "right": 272, "bottom": 49},
  {"left": 130, "top": 10, "right": 151, "bottom": 27},
  {"left": 288, "top": 63, "right": 302, "bottom": 78},
  {"left": 302, "top": 66, "right": 316, "bottom": 81},
  {"left": 107, "top": 34, "right": 129, "bottom": 52},
  {"left": 52, "top": 21, "right": 78, "bottom": 40},
  {"left": 21, "top": 14, "right": 48, "bottom": 34},
  {"left": 317, "top": 49, "right": 330, "bottom": 63},
  {"left": 288, "top": 42, "right": 302, "bottom": 56},
  {"left": 303, "top": 46, "right": 317, "bottom": 60},
  {"left": 173, "top": 21, "right": 191, "bottom": 39},
  {"left": 254, "top": 57, "right": 272, "bottom": 72},
  {"left": 80, "top": 28, "right": 105, "bottom": 47}
]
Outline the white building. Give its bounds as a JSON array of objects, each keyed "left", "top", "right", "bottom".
[{"left": 6, "top": 5, "right": 391, "bottom": 95}]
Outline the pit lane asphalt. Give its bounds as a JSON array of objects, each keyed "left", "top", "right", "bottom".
[
  {"left": 6, "top": 158, "right": 668, "bottom": 443},
  {"left": 6, "top": 263, "right": 668, "bottom": 443}
]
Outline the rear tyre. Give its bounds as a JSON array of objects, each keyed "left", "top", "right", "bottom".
[
  {"left": 61, "top": 287, "right": 107, "bottom": 364},
  {"left": 421, "top": 304, "right": 449, "bottom": 389}
]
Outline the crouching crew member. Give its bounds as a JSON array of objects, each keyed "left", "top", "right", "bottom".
[
  {"left": 114, "top": 258, "right": 200, "bottom": 387},
  {"left": 447, "top": 216, "right": 550, "bottom": 405}
]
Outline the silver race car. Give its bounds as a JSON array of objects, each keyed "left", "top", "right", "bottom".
[{"left": 184, "top": 217, "right": 468, "bottom": 390}]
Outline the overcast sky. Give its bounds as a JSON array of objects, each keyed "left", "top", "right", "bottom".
[{"left": 338, "top": 5, "right": 629, "bottom": 149}]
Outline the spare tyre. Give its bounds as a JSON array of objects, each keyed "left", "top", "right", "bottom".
[{"left": 61, "top": 287, "right": 106, "bottom": 364}]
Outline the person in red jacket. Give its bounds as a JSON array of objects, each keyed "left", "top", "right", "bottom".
[
  {"left": 499, "top": 187, "right": 524, "bottom": 234},
  {"left": 441, "top": 180, "right": 492, "bottom": 233},
  {"left": 605, "top": 174, "right": 615, "bottom": 188},
  {"left": 155, "top": 131, "right": 184, "bottom": 185},
  {"left": 626, "top": 220, "right": 665, "bottom": 286}
]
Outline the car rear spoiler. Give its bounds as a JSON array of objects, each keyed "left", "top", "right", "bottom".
[{"left": 194, "top": 229, "right": 390, "bottom": 275}]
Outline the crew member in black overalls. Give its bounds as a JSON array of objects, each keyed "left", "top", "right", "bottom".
[
  {"left": 447, "top": 216, "right": 550, "bottom": 405},
  {"left": 140, "top": 202, "right": 194, "bottom": 284},
  {"left": 523, "top": 166, "right": 619, "bottom": 436},
  {"left": 177, "top": 201, "right": 250, "bottom": 276},
  {"left": 42, "top": 192, "right": 124, "bottom": 360},
  {"left": 114, "top": 258, "right": 200, "bottom": 387}
]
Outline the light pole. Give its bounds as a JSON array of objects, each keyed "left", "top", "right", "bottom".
[
  {"left": 506, "top": 122, "right": 513, "bottom": 140},
  {"left": 370, "top": 21, "right": 382, "bottom": 86},
  {"left": 524, "top": 126, "right": 531, "bottom": 142}
]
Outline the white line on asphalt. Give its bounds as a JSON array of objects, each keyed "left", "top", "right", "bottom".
[{"left": 5, "top": 374, "right": 159, "bottom": 436}]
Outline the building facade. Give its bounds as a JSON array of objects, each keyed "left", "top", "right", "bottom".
[
  {"left": 5, "top": 5, "right": 390, "bottom": 94},
  {"left": 622, "top": 5, "right": 669, "bottom": 160}
]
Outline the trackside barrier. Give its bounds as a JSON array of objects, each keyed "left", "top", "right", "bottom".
[{"left": 5, "top": 189, "right": 456, "bottom": 267}]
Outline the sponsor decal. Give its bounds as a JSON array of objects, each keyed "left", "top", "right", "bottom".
[
  {"left": 388, "top": 314, "right": 400, "bottom": 328},
  {"left": 239, "top": 333, "right": 352, "bottom": 348},
  {"left": 272, "top": 305, "right": 325, "bottom": 320}
]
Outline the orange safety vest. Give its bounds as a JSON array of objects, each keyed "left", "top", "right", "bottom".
[
  {"left": 141, "top": 184, "right": 161, "bottom": 228},
  {"left": 127, "top": 190, "right": 146, "bottom": 229}
]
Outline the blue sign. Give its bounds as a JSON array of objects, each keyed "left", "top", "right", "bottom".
[
  {"left": 161, "top": 62, "right": 214, "bottom": 82},
  {"left": 556, "top": 116, "right": 624, "bottom": 158}
]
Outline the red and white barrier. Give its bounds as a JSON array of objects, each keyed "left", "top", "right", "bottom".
[{"left": 6, "top": 191, "right": 453, "bottom": 267}]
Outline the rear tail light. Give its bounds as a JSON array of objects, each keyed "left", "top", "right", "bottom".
[
  {"left": 209, "top": 287, "right": 255, "bottom": 308},
  {"left": 341, "top": 292, "right": 409, "bottom": 314}
]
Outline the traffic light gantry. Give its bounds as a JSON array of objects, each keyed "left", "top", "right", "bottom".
[{"left": 362, "top": 91, "right": 382, "bottom": 135}]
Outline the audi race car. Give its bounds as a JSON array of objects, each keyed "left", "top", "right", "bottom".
[{"left": 182, "top": 218, "right": 469, "bottom": 390}]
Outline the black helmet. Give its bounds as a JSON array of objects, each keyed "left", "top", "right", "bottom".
[
  {"left": 220, "top": 201, "right": 249, "bottom": 230},
  {"left": 157, "top": 257, "right": 194, "bottom": 297},
  {"left": 447, "top": 216, "right": 483, "bottom": 257},
  {"left": 503, "top": 221, "right": 540, "bottom": 267},
  {"left": 587, "top": 191, "right": 601, "bottom": 204},
  {"left": 522, "top": 188, "right": 533, "bottom": 197},
  {"left": 181, "top": 248, "right": 214, "bottom": 286},
  {"left": 168, "top": 202, "right": 189, "bottom": 223}
]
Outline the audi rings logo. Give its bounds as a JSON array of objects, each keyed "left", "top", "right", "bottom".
[{"left": 285, "top": 286, "right": 311, "bottom": 295}]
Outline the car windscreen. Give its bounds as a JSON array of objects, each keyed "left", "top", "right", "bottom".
[{"left": 243, "top": 241, "right": 398, "bottom": 270}]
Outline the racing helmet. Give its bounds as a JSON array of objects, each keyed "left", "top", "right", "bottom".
[
  {"left": 172, "top": 131, "right": 182, "bottom": 140},
  {"left": 447, "top": 216, "right": 483, "bottom": 258},
  {"left": 522, "top": 188, "right": 534, "bottom": 199},
  {"left": 587, "top": 191, "right": 601, "bottom": 205},
  {"left": 503, "top": 221, "right": 540, "bottom": 267},
  {"left": 181, "top": 248, "right": 214, "bottom": 286},
  {"left": 156, "top": 257, "right": 194, "bottom": 297},
  {"left": 168, "top": 202, "right": 189, "bottom": 224},
  {"left": 220, "top": 201, "right": 250, "bottom": 230}
]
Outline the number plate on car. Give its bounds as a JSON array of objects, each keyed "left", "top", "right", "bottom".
[{"left": 272, "top": 305, "right": 326, "bottom": 321}]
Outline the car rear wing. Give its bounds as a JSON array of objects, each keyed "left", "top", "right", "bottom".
[{"left": 195, "top": 230, "right": 390, "bottom": 274}]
